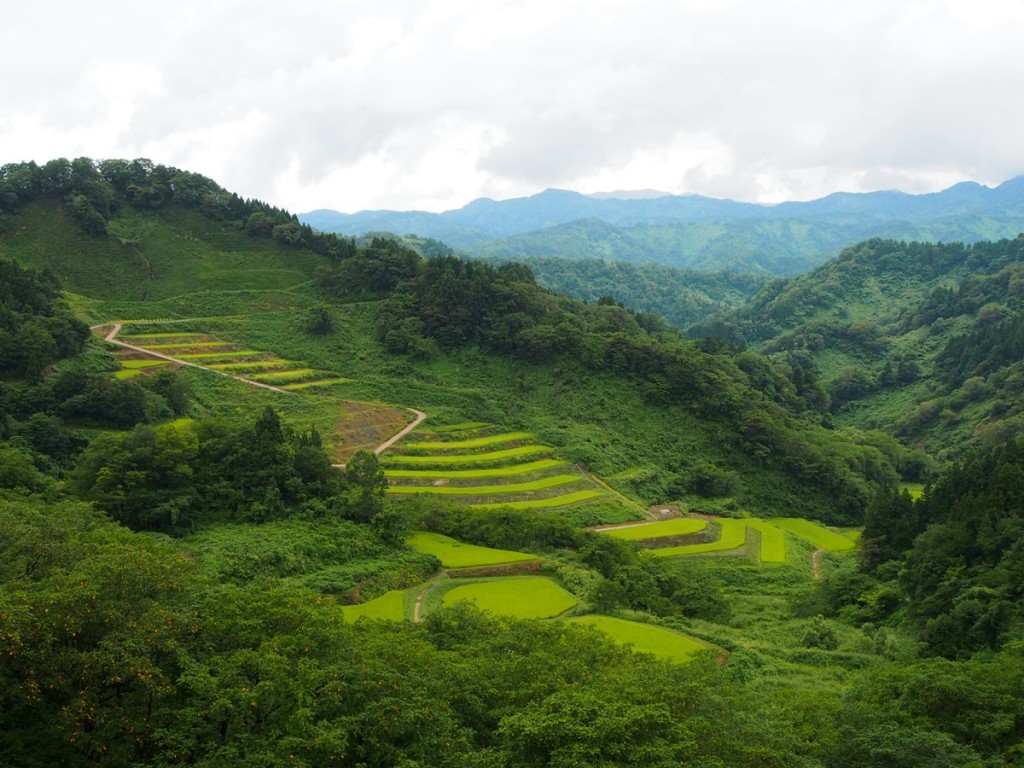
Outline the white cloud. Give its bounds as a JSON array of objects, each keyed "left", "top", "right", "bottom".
[{"left": 3, "top": 0, "right": 1023, "bottom": 212}]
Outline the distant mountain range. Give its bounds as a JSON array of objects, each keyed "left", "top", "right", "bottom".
[{"left": 301, "top": 177, "right": 1024, "bottom": 275}]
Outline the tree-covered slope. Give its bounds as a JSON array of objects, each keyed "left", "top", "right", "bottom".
[
  {"left": 690, "top": 236, "right": 1024, "bottom": 458},
  {"left": 303, "top": 177, "right": 1024, "bottom": 276}
]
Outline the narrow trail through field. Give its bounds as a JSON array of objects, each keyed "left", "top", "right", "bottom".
[
  {"left": 412, "top": 572, "right": 445, "bottom": 623},
  {"left": 811, "top": 548, "right": 824, "bottom": 578},
  {"left": 97, "top": 323, "right": 293, "bottom": 395},
  {"left": 96, "top": 323, "right": 428, "bottom": 459}
]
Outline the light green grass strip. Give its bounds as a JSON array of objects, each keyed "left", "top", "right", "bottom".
[
  {"left": 119, "top": 359, "right": 171, "bottom": 370},
  {"left": 770, "top": 518, "right": 857, "bottom": 552},
  {"left": 840, "top": 529, "right": 863, "bottom": 543},
  {"left": 384, "top": 459, "right": 566, "bottom": 479},
  {"left": 601, "top": 518, "right": 708, "bottom": 541},
  {"left": 901, "top": 482, "right": 926, "bottom": 501},
  {"left": 565, "top": 615, "right": 709, "bottom": 663},
  {"left": 442, "top": 577, "right": 577, "bottom": 619},
  {"left": 207, "top": 361, "right": 287, "bottom": 372},
  {"left": 407, "top": 532, "right": 536, "bottom": 568},
  {"left": 384, "top": 445, "right": 553, "bottom": 465},
  {"left": 279, "top": 377, "right": 354, "bottom": 390},
  {"left": 340, "top": 590, "right": 405, "bottom": 621},
  {"left": 404, "top": 431, "right": 535, "bottom": 450},
  {"left": 122, "top": 332, "right": 206, "bottom": 339},
  {"left": 648, "top": 518, "right": 748, "bottom": 558},
  {"left": 471, "top": 489, "right": 604, "bottom": 510},
  {"left": 424, "top": 421, "right": 491, "bottom": 433},
  {"left": 388, "top": 474, "right": 580, "bottom": 496},
  {"left": 142, "top": 341, "right": 230, "bottom": 350},
  {"left": 746, "top": 519, "right": 787, "bottom": 563},
  {"left": 176, "top": 350, "right": 264, "bottom": 360},
  {"left": 249, "top": 368, "right": 317, "bottom": 383}
]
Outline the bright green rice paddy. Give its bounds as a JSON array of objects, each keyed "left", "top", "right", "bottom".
[
  {"left": 407, "top": 532, "right": 537, "bottom": 568},
  {"left": 770, "top": 518, "right": 857, "bottom": 552},
  {"left": 441, "top": 577, "right": 577, "bottom": 619},
  {"left": 601, "top": 518, "right": 708, "bottom": 541},
  {"left": 384, "top": 459, "right": 566, "bottom": 479},
  {"left": 388, "top": 474, "right": 581, "bottom": 496},
  {"left": 565, "top": 615, "right": 710, "bottom": 663},
  {"left": 339, "top": 590, "right": 406, "bottom": 621}
]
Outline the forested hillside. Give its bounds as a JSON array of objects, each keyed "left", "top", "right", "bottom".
[
  {"left": 303, "top": 177, "right": 1024, "bottom": 275},
  {"left": 479, "top": 255, "right": 769, "bottom": 328},
  {"left": 691, "top": 236, "right": 1024, "bottom": 458},
  {"left": 4, "top": 157, "right": 1024, "bottom": 767}
]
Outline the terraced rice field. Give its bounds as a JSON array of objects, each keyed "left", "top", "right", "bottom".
[
  {"left": 649, "top": 518, "right": 749, "bottom": 558},
  {"left": 114, "top": 358, "right": 172, "bottom": 379},
  {"left": 626, "top": 515, "right": 855, "bottom": 562},
  {"left": 116, "top": 327, "right": 350, "bottom": 392},
  {"left": 747, "top": 519, "right": 787, "bottom": 563},
  {"left": 339, "top": 590, "right": 406, "bottom": 621},
  {"left": 407, "top": 532, "right": 537, "bottom": 568},
  {"left": 383, "top": 424, "right": 611, "bottom": 511},
  {"left": 770, "top": 518, "right": 857, "bottom": 552},
  {"left": 441, "top": 577, "right": 577, "bottom": 619},
  {"left": 600, "top": 518, "right": 708, "bottom": 541},
  {"left": 565, "top": 615, "right": 711, "bottom": 663}
]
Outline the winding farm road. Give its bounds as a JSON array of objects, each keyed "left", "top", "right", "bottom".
[
  {"left": 811, "top": 548, "right": 824, "bottom": 578},
  {"left": 96, "top": 322, "right": 428, "bottom": 458},
  {"left": 98, "top": 323, "right": 293, "bottom": 395}
]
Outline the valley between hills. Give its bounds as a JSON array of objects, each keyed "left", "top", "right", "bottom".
[{"left": 2, "top": 158, "right": 1024, "bottom": 767}]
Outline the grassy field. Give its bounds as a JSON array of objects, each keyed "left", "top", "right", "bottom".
[
  {"left": 771, "top": 518, "right": 857, "bottom": 552},
  {"left": 600, "top": 518, "right": 708, "bottom": 540},
  {"left": 471, "top": 489, "right": 606, "bottom": 510},
  {"left": 407, "top": 532, "right": 537, "bottom": 568},
  {"left": 340, "top": 590, "right": 407, "bottom": 621},
  {"left": 441, "top": 577, "right": 577, "bottom": 619},
  {"left": 746, "top": 519, "right": 787, "bottom": 563},
  {"left": 384, "top": 459, "right": 567, "bottom": 479},
  {"left": 388, "top": 474, "right": 581, "bottom": 496},
  {"left": 648, "top": 518, "right": 749, "bottom": 557},
  {"left": 383, "top": 445, "right": 555, "bottom": 465},
  {"left": 403, "top": 432, "right": 536, "bottom": 450},
  {"left": 565, "top": 615, "right": 711, "bottom": 663}
]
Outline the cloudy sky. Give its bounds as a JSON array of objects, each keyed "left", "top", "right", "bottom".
[{"left": 4, "top": 1, "right": 1023, "bottom": 213}]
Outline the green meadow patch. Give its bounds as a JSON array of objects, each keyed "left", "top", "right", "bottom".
[
  {"left": 404, "top": 432, "right": 535, "bottom": 450},
  {"left": 175, "top": 350, "right": 266, "bottom": 360},
  {"left": 249, "top": 368, "right": 318, "bottom": 384},
  {"left": 388, "top": 474, "right": 581, "bottom": 496},
  {"left": 407, "top": 532, "right": 536, "bottom": 568},
  {"left": 421, "top": 421, "right": 491, "bottom": 433},
  {"left": 384, "top": 459, "right": 567, "bottom": 479},
  {"left": 471, "top": 489, "right": 605, "bottom": 510},
  {"left": 441, "top": 577, "right": 577, "bottom": 619},
  {"left": 648, "top": 518, "right": 748, "bottom": 558},
  {"left": 383, "top": 445, "right": 554, "bottom": 466},
  {"left": 340, "top": 590, "right": 406, "bottom": 621},
  {"left": 746, "top": 519, "right": 787, "bottom": 563},
  {"left": 565, "top": 615, "right": 711, "bottom": 663},
  {"left": 279, "top": 377, "right": 354, "bottom": 391},
  {"left": 600, "top": 518, "right": 708, "bottom": 541},
  {"left": 771, "top": 518, "right": 857, "bottom": 552}
]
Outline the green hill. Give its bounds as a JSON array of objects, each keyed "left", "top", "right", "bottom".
[
  {"left": 690, "top": 236, "right": 1024, "bottom": 459},
  {"left": 8, "top": 158, "right": 1024, "bottom": 768}
]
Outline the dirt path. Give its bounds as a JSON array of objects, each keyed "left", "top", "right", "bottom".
[
  {"left": 373, "top": 408, "right": 427, "bottom": 455},
  {"left": 412, "top": 572, "right": 444, "bottom": 623},
  {"left": 811, "top": 548, "right": 824, "bottom": 578},
  {"left": 97, "top": 323, "right": 294, "bottom": 395},
  {"left": 97, "top": 323, "right": 429, "bottom": 458}
]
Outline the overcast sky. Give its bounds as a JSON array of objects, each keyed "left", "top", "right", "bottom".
[{"left": 4, "top": 1, "right": 1024, "bottom": 213}]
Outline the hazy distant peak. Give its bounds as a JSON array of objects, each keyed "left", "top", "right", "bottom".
[{"left": 586, "top": 189, "right": 674, "bottom": 200}]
